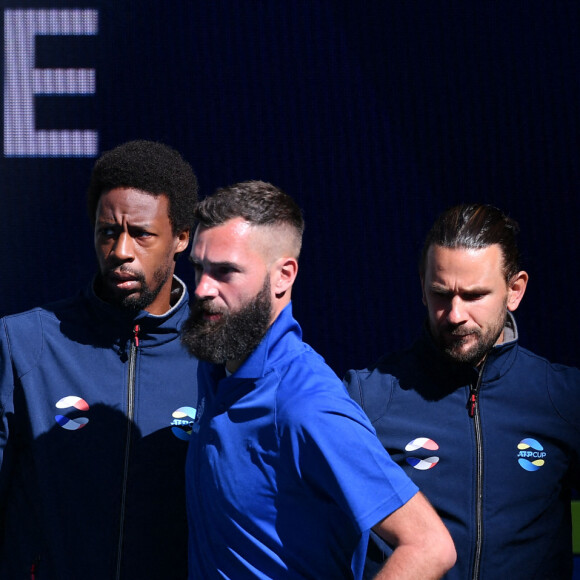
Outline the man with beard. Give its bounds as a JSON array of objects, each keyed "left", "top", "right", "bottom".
[
  {"left": 182, "top": 181, "right": 456, "bottom": 580},
  {"left": 0, "top": 140, "right": 199, "bottom": 579},
  {"left": 345, "top": 203, "right": 580, "bottom": 579}
]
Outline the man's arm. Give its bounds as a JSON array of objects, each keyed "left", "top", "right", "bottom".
[
  {"left": 0, "top": 320, "right": 15, "bottom": 542},
  {"left": 372, "top": 491, "right": 456, "bottom": 580}
]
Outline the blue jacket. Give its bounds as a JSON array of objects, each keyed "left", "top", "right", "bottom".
[
  {"left": 345, "top": 314, "right": 580, "bottom": 579},
  {"left": 0, "top": 277, "right": 198, "bottom": 579}
]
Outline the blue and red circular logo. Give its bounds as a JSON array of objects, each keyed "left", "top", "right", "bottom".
[
  {"left": 405, "top": 437, "right": 440, "bottom": 470},
  {"left": 54, "top": 395, "right": 90, "bottom": 430}
]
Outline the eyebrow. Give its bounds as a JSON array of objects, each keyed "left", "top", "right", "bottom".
[
  {"left": 95, "top": 219, "right": 153, "bottom": 229},
  {"left": 430, "top": 283, "right": 490, "bottom": 294},
  {"left": 188, "top": 257, "right": 240, "bottom": 270}
]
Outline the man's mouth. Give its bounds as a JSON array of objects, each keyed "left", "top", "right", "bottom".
[
  {"left": 203, "top": 312, "right": 222, "bottom": 322},
  {"left": 445, "top": 329, "right": 480, "bottom": 348},
  {"left": 440, "top": 326, "right": 471, "bottom": 342},
  {"left": 201, "top": 305, "right": 225, "bottom": 321},
  {"left": 107, "top": 271, "right": 141, "bottom": 291},
  {"left": 194, "top": 302, "right": 226, "bottom": 323}
]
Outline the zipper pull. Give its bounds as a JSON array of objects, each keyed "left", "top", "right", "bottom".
[
  {"left": 133, "top": 324, "right": 140, "bottom": 347},
  {"left": 467, "top": 357, "right": 487, "bottom": 418},
  {"left": 30, "top": 556, "right": 40, "bottom": 580},
  {"left": 467, "top": 387, "right": 477, "bottom": 418}
]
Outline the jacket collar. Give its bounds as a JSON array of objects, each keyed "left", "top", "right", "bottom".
[
  {"left": 86, "top": 275, "right": 190, "bottom": 349},
  {"left": 480, "top": 311, "right": 519, "bottom": 382}
]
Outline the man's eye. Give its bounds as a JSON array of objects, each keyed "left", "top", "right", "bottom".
[
  {"left": 129, "top": 227, "right": 153, "bottom": 238},
  {"left": 217, "top": 266, "right": 236, "bottom": 277},
  {"left": 431, "top": 290, "right": 451, "bottom": 298},
  {"left": 465, "top": 294, "right": 484, "bottom": 301},
  {"left": 97, "top": 227, "right": 116, "bottom": 238}
]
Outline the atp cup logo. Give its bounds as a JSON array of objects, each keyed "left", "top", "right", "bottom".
[
  {"left": 171, "top": 406, "right": 196, "bottom": 441},
  {"left": 405, "top": 437, "right": 440, "bottom": 470},
  {"left": 517, "top": 438, "right": 546, "bottom": 472},
  {"left": 54, "top": 396, "right": 90, "bottom": 430}
]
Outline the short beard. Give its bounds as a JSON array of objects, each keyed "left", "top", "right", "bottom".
[
  {"left": 181, "top": 277, "right": 272, "bottom": 365},
  {"left": 97, "top": 266, "right": 171, "bottom": 314},
  {"left": 438, "top": 309, "right": 507, "bottom": 366}
]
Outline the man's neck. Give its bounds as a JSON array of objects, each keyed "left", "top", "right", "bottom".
[{"left": 225, "top": 358, "right": 244, "bottom": 375}]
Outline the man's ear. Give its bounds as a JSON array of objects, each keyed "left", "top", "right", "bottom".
[
  {"left": 507, "top": 270, "right": 528, "bottom": 312},
  {"left": 273, "top": 256, "right": 298, "bottom": 297},
  {"left": 175, "top": 229, "right": 190, "bottom": 255}
]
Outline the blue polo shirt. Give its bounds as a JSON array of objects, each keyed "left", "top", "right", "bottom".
[{"left": 186, "top": 304, "right": 417, "bottom": 579}]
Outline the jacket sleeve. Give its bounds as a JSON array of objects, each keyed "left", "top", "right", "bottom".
[
  {"left": 547, "top": 362, "right": 580, "bottom": 487},
  {"left": 0, "top": 319, "right": 16, "bottom": 533},
  {"left": 343, "top": 368, "right": 393, "bottom": 424},
  {"left": 343, "top": 369, "right": 364, "bottom": 407}
]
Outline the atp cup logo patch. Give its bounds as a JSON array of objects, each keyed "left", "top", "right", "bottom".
[
  {"left": 171, "top": 406, "right": 197, "bottom": 440},
  {"left": 54, "top": 396, "right": 90, "bottom": 430},
  {"left": 517, "top": 438, "right": 546, "bottom": 472},
  {"left": 405, "top": 437, "right": 440, "bottom": 470}
]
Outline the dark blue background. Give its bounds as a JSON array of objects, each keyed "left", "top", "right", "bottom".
[
  {"left": 2, "top": 1, "right": 578, "bottom": 377},
  {"left": 1, "top": 0, "right": 579, "bottom": 572}
]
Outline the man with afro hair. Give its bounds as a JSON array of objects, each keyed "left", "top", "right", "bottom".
[{"left": 0, "top": 140, "right": 199, "bottom": 579}]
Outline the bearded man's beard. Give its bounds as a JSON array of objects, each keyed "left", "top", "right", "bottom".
[
  {"left": 181, "top": 277, "right": 272, "bottom": 364},
  {"left": 437, "top": 306, "right": 507, "bottom": 366}
]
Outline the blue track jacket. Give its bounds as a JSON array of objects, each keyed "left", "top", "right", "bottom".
[
  {"left": 0, "top": 277, "right": 198, "bottom": 579},
  {"left": 345, "top": 314, "right": 580, "bottom": 579}
]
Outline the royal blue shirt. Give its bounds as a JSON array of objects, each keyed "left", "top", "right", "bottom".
[{"left": 186, "top": 303, "right": 417, "bottom": 579}]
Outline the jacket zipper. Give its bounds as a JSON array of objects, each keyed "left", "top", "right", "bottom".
[
  {"left": 466, "top": 357, "right": 487, "bottom": 580},
  {"left": 30, "top": 556, "right": 40, "bottom": 580},
  {"left": 115, "top": 324, "right": 139, "bottom": 579}
]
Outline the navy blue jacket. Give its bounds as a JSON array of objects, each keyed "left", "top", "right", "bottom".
[
  {"left": 345, "top": 314, "right": 580, "bottom": 579},
  {"left": 0, "top": 277, "right": 198, "bottom": 579}
]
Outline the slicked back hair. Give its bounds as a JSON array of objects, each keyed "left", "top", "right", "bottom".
[
  {"left": 195, "top": 181, "right": 305, "bottom": 257},
  {"left": 420, "top": 203, "right": 522, "bottom": 282},
  {"left": 87, "top": 140, "right": 199, "bottom": 235}
]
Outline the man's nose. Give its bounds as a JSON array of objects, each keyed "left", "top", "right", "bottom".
[
  {"left": 111, "top": 232, "right": 135, "bottom": 262},
  {"left": 195, "top": 272, "right": 218, "bottom": 299},
  {"left": 447, "top": 296, "right": 467, "bottom": 325}
]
